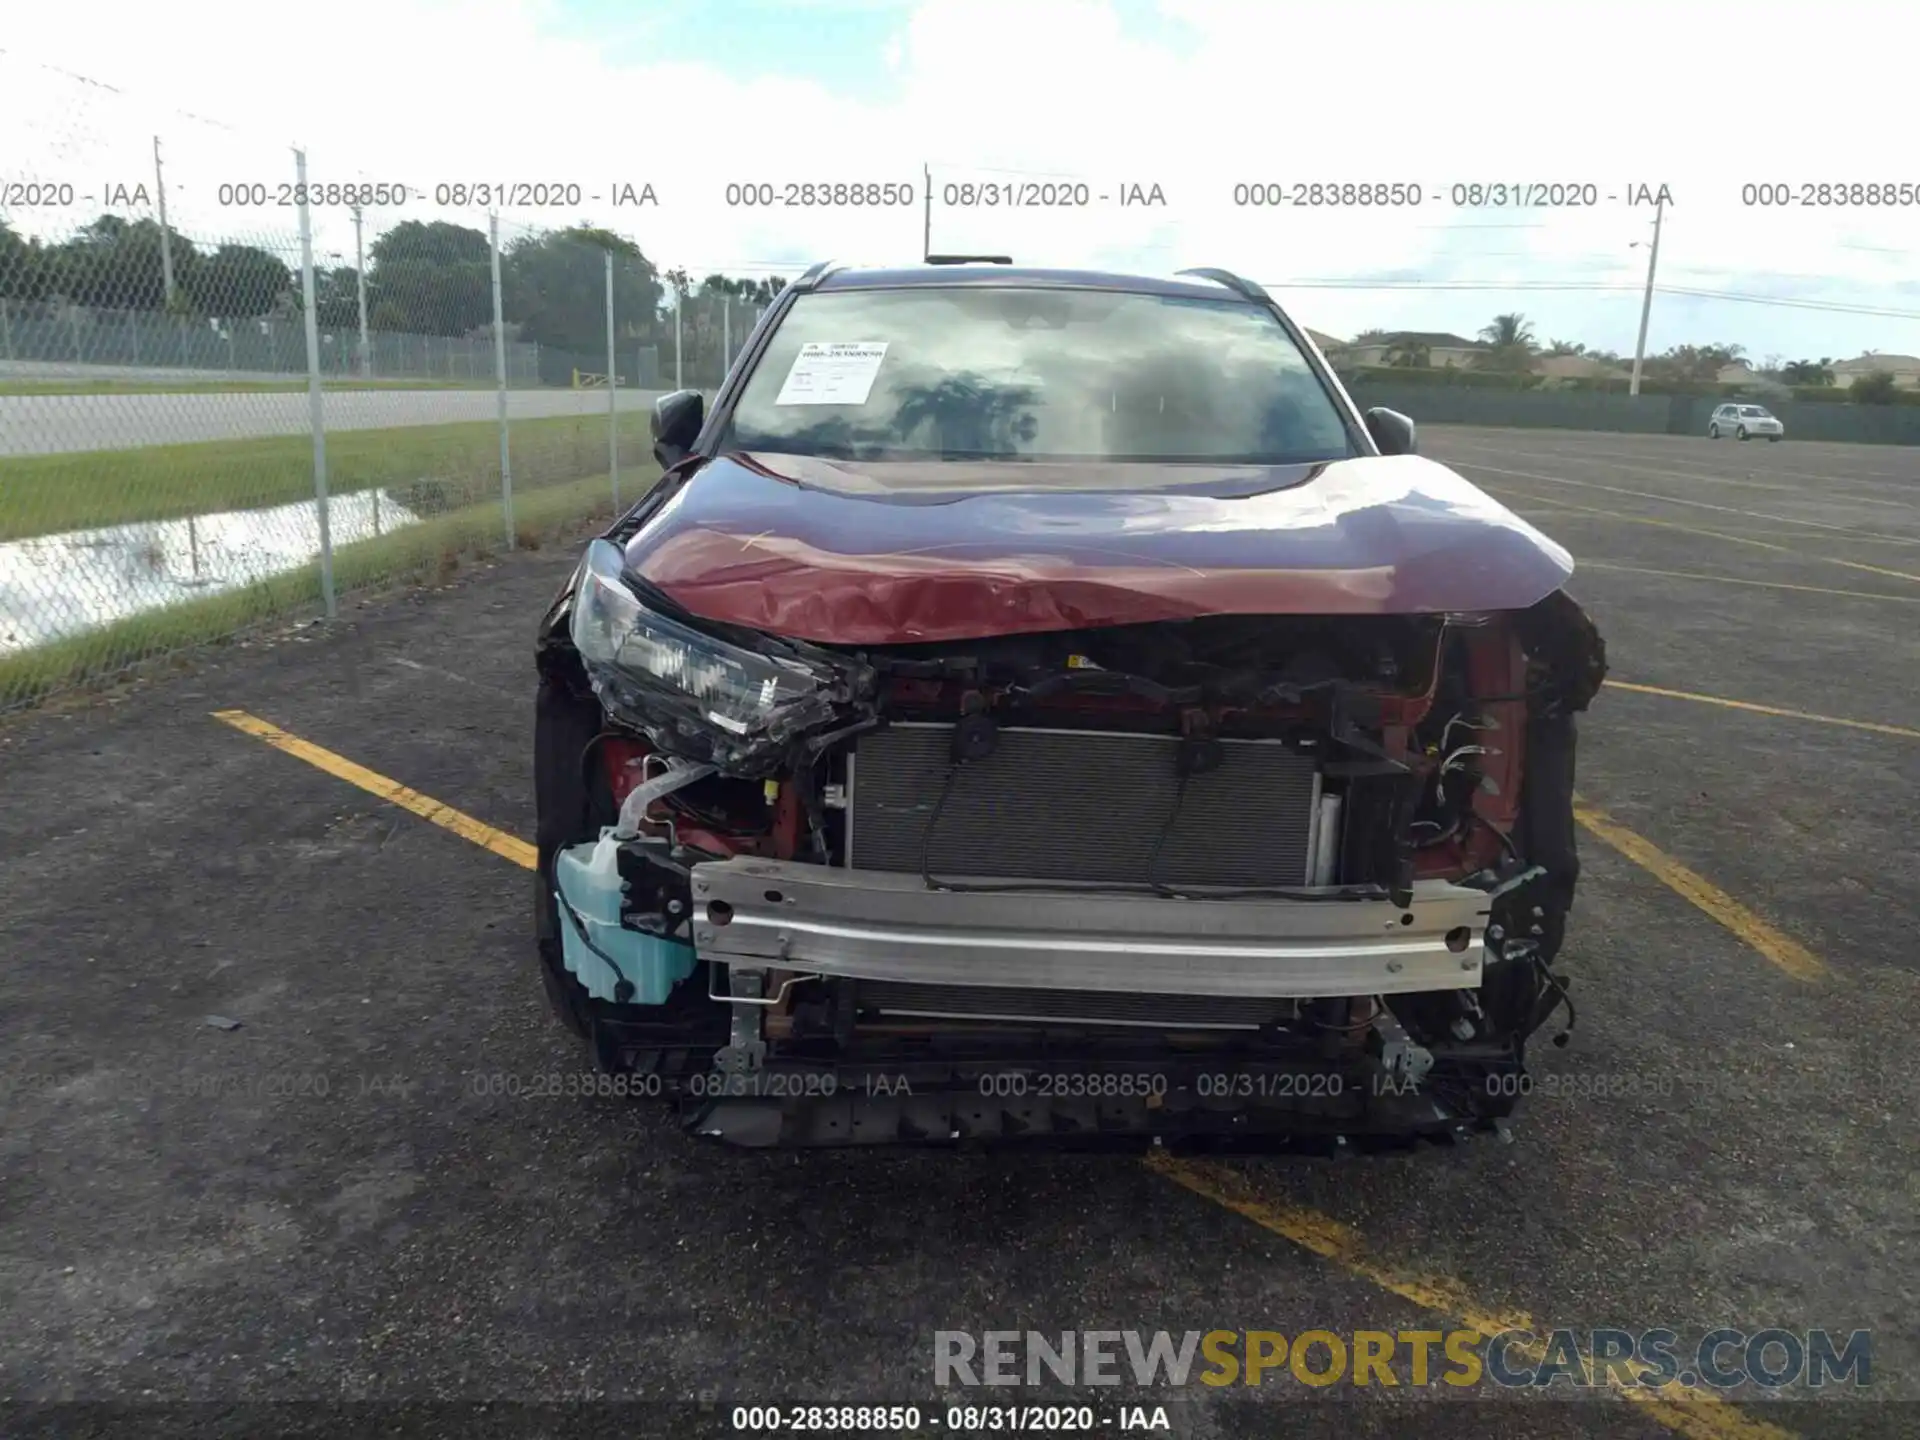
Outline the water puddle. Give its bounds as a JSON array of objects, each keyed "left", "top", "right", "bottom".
[{"left": 0, "top": 489, "right": 423, "bottom": 653}]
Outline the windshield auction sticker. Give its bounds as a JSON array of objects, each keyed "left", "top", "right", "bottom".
[{"left": 774, "top": 341, "right": 889, "bottom": 405}]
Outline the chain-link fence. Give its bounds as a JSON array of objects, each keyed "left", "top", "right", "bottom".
[
  {"left": 664, "top": 278, "right": 778, "bottom": 392},
  {"left": 0, "top": 57, "right": 794, "bottom": 712}
]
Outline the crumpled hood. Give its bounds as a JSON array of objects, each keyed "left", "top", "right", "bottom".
[{"left": 622, "top": 450, "right": 1574, "bottom": 645}]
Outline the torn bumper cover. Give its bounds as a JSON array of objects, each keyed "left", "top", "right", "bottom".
[{"left": 690, "top": 858, "right": 1491, "bottom": 996}]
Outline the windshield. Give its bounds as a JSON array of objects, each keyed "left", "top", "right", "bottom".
[
  {"left": 720, "top": 286, "right": 1357, "bottom": 465},
  {"left": 1740, "top": 406, "right": 1771, "bottom": 417}
]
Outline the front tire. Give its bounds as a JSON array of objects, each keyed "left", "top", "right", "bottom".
[
  {"left": 1768, "top": 435, "right": 1781, "bottom": 443},
  {"left": 1737, "top": 426, "right": 1749, "bottom": 441},
  {"left": 534, "top": 674, "right": 617, "bottom": 1040}
]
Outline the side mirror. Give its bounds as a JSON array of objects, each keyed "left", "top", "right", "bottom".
[
  {"left": 1364, "top": 406, "right": 1417, "bottom": 456},
  {"left": 650, "top": 389, "right": 705, "bottom": 468}
]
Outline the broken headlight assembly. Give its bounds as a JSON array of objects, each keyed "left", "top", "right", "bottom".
[{"left": 569, "top": 538, "right": 858, "bottom": 773}]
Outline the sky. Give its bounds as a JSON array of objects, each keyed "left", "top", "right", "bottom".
[{"left": 4, "top": 0, "right": 1919, "bottom": 361}]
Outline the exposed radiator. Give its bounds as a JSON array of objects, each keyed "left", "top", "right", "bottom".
[{"left": 846, "top": 723, "right": 1320, "bottom": 888}]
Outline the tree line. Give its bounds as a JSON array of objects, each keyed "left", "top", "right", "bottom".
[
  {"left": 1348, "top": 313, "right": 1875, "bottom": 393},
  {"left": 0, "top": 216, "right": 785, "bottom": 356}
]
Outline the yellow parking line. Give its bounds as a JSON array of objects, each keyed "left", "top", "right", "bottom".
[
  {"left": 1445, "top": 439, "right": 1920, "bottom": 511},
  {"left": 1477, "top": 486, "right": 1920, "bottom": 585},
  {"left": 1572, "top": 803, "right": 1826, "bottom": 981},
  {"left": 212, "top": 709, "right": 538, "bottom": 871},
  {"left": 1456, "top": 458, "right": 1920, "bottom": 548},
  {"left": 210, "top": 710, "right": 1801, "bottom": 1438},
  {"left": 1146, "top": 1154, "right": 1800, "bottom": 1440},
  {"left": 1606, "top": 680, "right": 1920, "bottom": 740},
  {"left": 1578, "top": 561, "right": 1920, "bottom": 606}
]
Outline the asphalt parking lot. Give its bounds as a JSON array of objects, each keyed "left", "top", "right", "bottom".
[{"left": 2, "top": 426, "right": 1916, "bottom": 1438}]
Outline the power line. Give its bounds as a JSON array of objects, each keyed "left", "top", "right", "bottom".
[
  {"left": 1259, "top": 280, "right": 1647, "bottom": 292},
  {"left": 1656, "top": 285, "right": 1920, "bottom": 320},
  {"left": 0, "top": 49, "right": 255, "bottom": 137}
]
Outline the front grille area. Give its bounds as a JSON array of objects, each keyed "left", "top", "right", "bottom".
[
  {"left": 846, "top": 723, "right": 1319, "bottom": 888},
  {"left": 857, "top": 980, "right": 1294, "bottom": 1030}
]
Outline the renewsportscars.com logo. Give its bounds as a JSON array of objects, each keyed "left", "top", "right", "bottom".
[{"left": 934, "top": 1328, "right": 1872, "bottom": 1391}]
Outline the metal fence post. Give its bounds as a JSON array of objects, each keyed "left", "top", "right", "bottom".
[
  {"left": 491, "top": 213, "right": 514, "bottom": 547},
  {"left": 673, "top": 278, "right": 683, "bottom": 390},
  {"left": 295, "top": 147, "right": 336, "bottom": 619},
  {"left": 352, "top": 202, "right": 371, "bottom": 378},
  {"left": 605, "top": 249, "right": 619, "bottom": 509},
  {"left": 721, "top": 298, "right": 730, "bottom": 386}
]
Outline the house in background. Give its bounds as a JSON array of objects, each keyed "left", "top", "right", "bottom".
[
  {"left": 1714, "top": 359, "right": 1792, "bottom": 395},
  {"left": 1339, "top": 331, "right": 1482, "bottom": 368},
  {"left": 1532, "top": 353, "right": 1634, "bottom": 383},
  {"left": 1831, "top": 353, "right": 1920, "bottom": 389}
]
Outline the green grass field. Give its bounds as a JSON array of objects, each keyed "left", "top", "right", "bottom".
[{"left": 0, "top": 411, "right": 652, "bottom": 542}]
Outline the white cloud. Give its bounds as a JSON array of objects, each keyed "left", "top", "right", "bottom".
[{"left": 4, "top": 0, "right": 1917, "bottom": 354}]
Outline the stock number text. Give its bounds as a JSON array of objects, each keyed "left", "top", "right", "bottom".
[
  {"left": 1234, "top": 181, "right": 1422, "bottom": 207},
  {"left": 977, "top": 1071, "right": 1168, "bottom": 1099},
  {"left": 216, "top": 182, "right": 409, "bottom": 208},
  {"left": 732, "top": 1406, "right": 924, "bottom": 1432},
  {"left": 1742, "top": 182, "right": 1919, "bottom": 207},
  {"left": 469, "top": 1070, "right": 664, "bottom": 1099},
  {"left": 726, "top": 181, "right": 916, "bottom": 207}
]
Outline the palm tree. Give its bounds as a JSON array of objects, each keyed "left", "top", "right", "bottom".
[
  {"left": 1782, "top": 358, "right": 1835, "bottom": 385},
  {"left": 1476, "top": 313, "right": 1538, "bottom": 373},
  {"left": 1479, "top": 313, "right": 1536, "bottom": 349}
]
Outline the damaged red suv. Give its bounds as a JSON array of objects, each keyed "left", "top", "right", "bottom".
[{"left": 532, "top": 261, "right": 1606, "bottom": 1149}]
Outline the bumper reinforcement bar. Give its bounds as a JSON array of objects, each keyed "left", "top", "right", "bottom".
[{"left": 690, "top": 859, "right": 1492, "bottom": 997}]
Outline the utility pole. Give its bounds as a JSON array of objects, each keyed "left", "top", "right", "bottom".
[
  {"left": 922, "top": 163, "right": 932, "bottom": 261},
  {"left": 351, "top": 203, "right": 371, "bottom": 377},
  {"left": 1628, "top": 194, "right": 1665, "bottom": 397},
  {"left": 153, "top": 136, "right": 177, "bottom": 309}
]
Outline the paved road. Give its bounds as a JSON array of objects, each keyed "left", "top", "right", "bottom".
[
  {"left": 0, "top": 387, "right": 675, "bottom": 456},
  {"left": 1, "top": 428, "right": 1914, "bottom": 1436}
]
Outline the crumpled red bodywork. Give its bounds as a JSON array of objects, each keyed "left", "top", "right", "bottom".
[{"left": 623, "top": 449, "right": 1575, "bottom": 645}]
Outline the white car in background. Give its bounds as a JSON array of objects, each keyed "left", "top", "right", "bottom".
[{"left": 1708, "top": 403, "right": 1784, "bottom": 442}]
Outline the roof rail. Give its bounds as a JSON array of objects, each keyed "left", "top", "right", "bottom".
[
  {"left": 792, "top": 260, "right": 843, "bottom": 292},
  {"left": 1176, "top": 267, "right": 1272, "bottom": 303},
  {"left": 925, "top": 254, "right": 1014, "bottom": 265}
]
